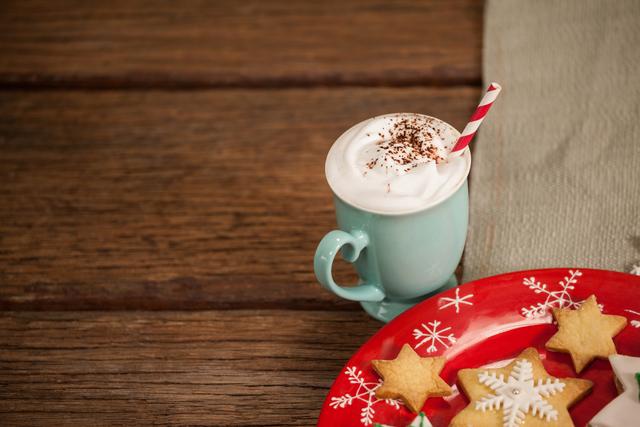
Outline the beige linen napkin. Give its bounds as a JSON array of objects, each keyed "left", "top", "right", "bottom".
[{"left": 464, "top": 0, "right": 640, "bottom": 282}]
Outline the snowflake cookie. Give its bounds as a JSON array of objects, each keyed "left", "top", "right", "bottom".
[
  {"left": 372, "top": 344, "right": 451, "bottom": 413},
  {"left": 545, "top": 295, "right": 628, "bottom": 373},
  {"left": 450, "top": 348, "right": 592, "bottom": 427},
  {"left": 589, "top": 354, "right": 640, "bottom": 427}
]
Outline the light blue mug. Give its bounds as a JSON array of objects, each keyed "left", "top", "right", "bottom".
[{"left": 314, "top": 115, "right": 470, "bottom": 322}]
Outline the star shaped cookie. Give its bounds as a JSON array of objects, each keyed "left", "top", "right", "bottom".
[
  {"left": 589, "top": 354, "right": 640, "bottom": 427},
  {"left": 372, "top": 344, "right": 451, "bottom": 413},
  {"left": 545, "top": 295, "right": 627, "bottom": 373},
  {"left": 450, "top": 347, "right": 592, "bottom": 427}
]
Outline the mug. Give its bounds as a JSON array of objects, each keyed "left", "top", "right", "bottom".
[{"left": 314, "top": 118, "right": 470, "bottom": 322}]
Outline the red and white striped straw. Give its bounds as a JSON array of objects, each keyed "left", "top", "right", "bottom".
[{"left": 450, "top": 82, "right": 502, "bottom": 155}]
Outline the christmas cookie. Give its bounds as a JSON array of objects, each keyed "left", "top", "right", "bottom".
[
  {"left": 545, "top": 295, "right": 627, "bottom": 373},
  {"left": 450, "top": 347, "right": 592, "bottom": 427},
  {"left": 589, "top": 354, "right": 640, "bottom": 427},
  {"left": 371, "top": 344, "right": 451, "bottom": 413},
  {"left": 374, "top": 412, "right": 433, "bottom": 427}
]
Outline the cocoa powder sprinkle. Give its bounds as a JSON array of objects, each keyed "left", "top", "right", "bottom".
[{"left": 365, "top": 116, "right": 444, "bottom": 170}]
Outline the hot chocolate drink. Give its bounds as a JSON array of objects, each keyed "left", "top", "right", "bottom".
[{"left": 325, "top": 113, "right": 470, "bottom": 214}]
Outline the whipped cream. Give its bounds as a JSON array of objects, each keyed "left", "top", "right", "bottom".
[{"left": 325, "top": 113, "right": 470, "bottom": 214}]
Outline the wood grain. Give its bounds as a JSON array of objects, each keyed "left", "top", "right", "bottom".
[
  {"left": 0, "top": 0, "right": 482, "bottom": 88},
  {"left": 0, "top": 310, "right": 380, "bottom": 426},
  {"left": 0, "top": 87, "right": 479, "bottom": 310}
]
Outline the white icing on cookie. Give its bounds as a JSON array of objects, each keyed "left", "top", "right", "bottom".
[{"left": 475, "top": 358, "right": 565, "bottom": 427}]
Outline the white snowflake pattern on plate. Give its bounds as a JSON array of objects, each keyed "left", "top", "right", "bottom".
[
  {"left": 439, "top": 288, "right": 474, "bottom": 314},
  {"left": 519, "top": 269, "right": 597, "bottom": 318},
  {"left": 475, "top": 358, "right": 565, "bottom": 427},
  {"left": 625, "top": 309, "right": 640, "bottom": 328},
  {"left": 329, "top": 366, "right": 401, "bottom": 426},
  {"left": 412, "top": 320, "right": 456, "bottom": 353}
]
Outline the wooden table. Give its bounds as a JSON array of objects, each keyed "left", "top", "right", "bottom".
[{"left": 0, "top": 1, "right": 482, "bottom": 425}]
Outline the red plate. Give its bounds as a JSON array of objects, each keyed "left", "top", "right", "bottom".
[{"left": 318, "top": 268, "right": 640, "bottom": 427}]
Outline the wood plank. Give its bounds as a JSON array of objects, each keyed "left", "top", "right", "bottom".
[
  {"left": 0, "top": 310, "right": 380, "bottom": 426},
  {"left": 0, "top": 0, "right": 482, "bottom": 87},
  {"left": 0, "top": 87, "right": 479, "bottom": 310}
]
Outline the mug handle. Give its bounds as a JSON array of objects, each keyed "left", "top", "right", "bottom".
[{"left": 314, "top": 230, "right": 385, "bottom": 302}]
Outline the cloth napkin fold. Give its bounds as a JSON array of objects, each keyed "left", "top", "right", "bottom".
[{"left": 463, "top": 0, "right": 640, "bottom": 282}]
